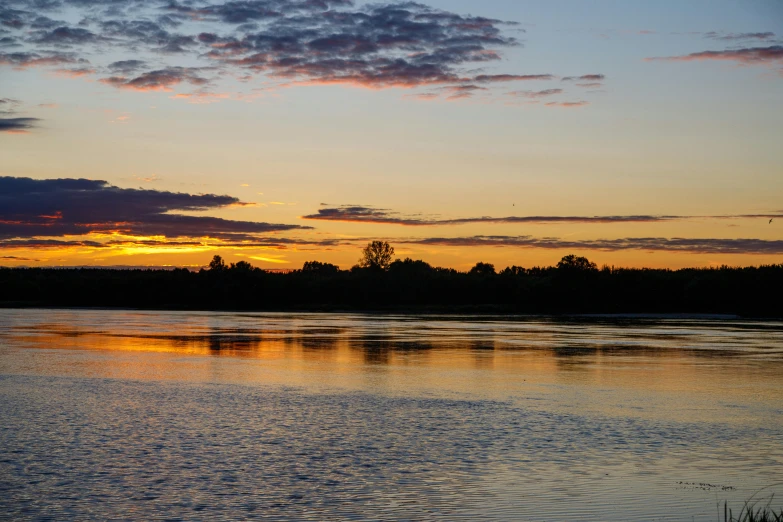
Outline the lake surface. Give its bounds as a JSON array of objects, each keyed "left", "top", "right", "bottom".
[{"left": 1, "top": 310, "right": 782, "bottom": 521}]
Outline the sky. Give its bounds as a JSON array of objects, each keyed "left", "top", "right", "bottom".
[{"left": 1, "top": 0, "right": 782, "bottom": 270}]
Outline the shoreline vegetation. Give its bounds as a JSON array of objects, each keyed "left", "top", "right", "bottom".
[
  {"left": 723, "top": 497, "right": 783, "bottom": 522},
  {"left": 1, "top": 243, "right": 781, "bottom": 317}
]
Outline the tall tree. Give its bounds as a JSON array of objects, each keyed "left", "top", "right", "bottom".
[
  {"left": 208, "top": 255, "right": 227, "bottom": 271},
  {"left": 358, "top": 241, "right": 395, "bottom": 270}
]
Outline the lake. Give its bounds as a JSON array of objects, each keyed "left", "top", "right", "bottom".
[{"left": 1, "top": 310, "right": 782, "bottom": 521}]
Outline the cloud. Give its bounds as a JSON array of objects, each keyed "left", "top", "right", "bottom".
[
  {"left": 0, "top": 50, "right": 86, "bottom": 68},
  {"left": 302, "top": 205, "right": 783, "bottom": 227},
  {"left": 0, "top": 36, "right": 20, "bottom": 48},
  {"left": 97, "top": 18, "right": 197, "bottom": 53},
  {"left": 408, "top": 235, "right": 783, "bottom": 255},
  {"left": 506, "top": 88, "right": 562, "bottom": 98},
  {"left": 562, "top": 74, "right": 605, "bottom": 81},
  {"left": 0, "top": 238, "right": 104, "bottom": 248},
  {"left": 0, "top": 97, "right": 21, "bottom": 112},
  {"left": 175, "top": 0, "right": 355, "bottom": 24},
  {"left": 645, "top": 46, "right": 783, "bottom": 65},
  {"left": 108, "top": 59, "right": 147, "bottom": 74},
  {"left": 0, "top": 117, "right": 40, "bottom": 133},
  {"left": 575, "top": 82, "right": 602, "bottom": 88},
  {"left": 442, "top": 84, "right": 487, "bottom": 100},
  {"left": 0, "top": 235, "right": 347, "bottom": 252},
  {"left": 30, "top": 26, "right": 102, "bottom": 45},
  {"left": 99, "top": 67, "right": 210, "bottom": 91},
  {"left": 0, "top": 176, "right": 311, "bottom": 244},
  {"left": 130, "top": 174, "right": 159, "bottom": 183},
  {"left": 704, "top": 32, "right": 776, "bottom": 41},
  {"left": 171, "top": 91, "right": 231, "bottom": 104},
  {"left": 403, "top": 92, "right": 440, "bottom": 101},
  {"left": 54, "top": 66, "right": 96, "bottom": 77},
  {"left": 301, "top": 205, "right": 687, "bottom": 226},
  {"left": 0, "top": 0, "right": 578, "bottom": 98},
  {"left": 474, "top": 74, "right": 555, "bottom": 83},
  {"left": 0, "top": 255, "right": 38, "bottom": 261},
  {"left": 544, "top": 100, "right": 589, "bottom": 108}
]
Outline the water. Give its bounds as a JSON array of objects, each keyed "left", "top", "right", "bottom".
[{"left": 1, "top": 310, "right": 782, "bottom": 521}]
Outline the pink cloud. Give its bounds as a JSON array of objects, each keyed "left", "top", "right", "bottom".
[
  {"left": 645, "top": 46, "right": 783, "bottom": 65},
  {"left": 544, "top": 101, "right": 589, "bottom": 108}
]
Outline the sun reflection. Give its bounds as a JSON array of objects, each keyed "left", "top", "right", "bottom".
[{"left": 4, "top": 312, "right": 782, "bottom": 423}]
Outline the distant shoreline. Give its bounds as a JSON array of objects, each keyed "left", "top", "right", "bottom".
[
  {"left": 0, "top": 304, "right": 752, "bottom": 321},
  {"left": 1, "top": 262, "right": 781, "bottom": 318}
]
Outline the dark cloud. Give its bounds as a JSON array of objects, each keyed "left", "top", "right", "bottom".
[
  {"left": 0, "top": 0, "right": 555, "bottom": 96},
  {"left": 99, "top": 19, "right": 171, "bottom": 41},
  {"left": 31, "top": 26, "right": 101, "bottom": 45},
  {"left": 303, "top": 205, "right": 783, "bottom": 227},
  {"left": 0, "top": 176, "right": 311, "bottom": 242},
  {"left": 0, "top": 36, "right": 20, "bottom": 47},
  {"left": 0, "top": 117, "right": 40, "bottom": 133},
  {"left": 0, "top": 1, "right": 605, "bottom": 101},
  {"left": 0, "top": 235, "right": 346, "bottom": 251},
  {"left": 474, "top": 74, "right": 555, "bottom": 83},
  {"left": 96, "top": 18, "right": 200, "bottom": 53},
  {"left": 0, "top": 255, "right": 38, "bottom": 260},
  {"left": 442, "top": 84, "right": 486, "bottom": 100},
  {"left": 0, "top": 5, "right": 42, "bottom": 29},
  {"left": 646, "top": 46, "right": 783, "bottom": 65},
  {"left": 156, "top": 34, "right": 197, "bottom": 53},
  {"left": 28, "top": 15, "right": 62, "bottom": 30},
  {"left": 99, "top": 67, "right": 210, "bottom": 91},
  {"left": 0, "top": 239, "right": 104, "bottom": 248},
  {"left": 408, "top": 235, "right": 783, "bottom": 255},
  {"left": 101, "top": 236, "right": 345, "bottom": 249},
  {"left": 0, "top": 50, "right": 86, "bottom": 68},
  {"left": 562, "top": 74, "right": 605, "bottom": 81},
  {"left": 176, "top": 0, "right": 355, "bottom": 24},
  {"left": 704, "top": 31, "right": 776, "bottom": 41},
  {"left": 302, "top": 205, "right": 684, "bottom": 226},
  {"left": 0, "top": 97, "right": 22, "bottom": 112},
  {"left": 575, "top": 82, "right": 602, "bottom": 88},
  {"left": 107, "top": 59, "right": 147, "bottom": 73}
]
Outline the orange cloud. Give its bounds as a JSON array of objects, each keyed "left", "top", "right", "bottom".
[
  {"left": 171, "top": 92, "right": 231, "bottom": 104},
  {"left": 54, "top": 67, "right": 96, "bottom": 78},
  {"left": 100, "top": 67, "right": 209, "bottom": 92}
]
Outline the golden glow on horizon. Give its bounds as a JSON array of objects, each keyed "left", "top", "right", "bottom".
[
  {"left": 246, "top": 255, "right": 288, "bottom": 264},
  {"left": 0, "top": 206, "right": 781, "bottom": 270}
]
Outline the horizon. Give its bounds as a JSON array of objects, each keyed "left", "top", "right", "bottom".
[
  {"left": 1, "top": 0, "right": 782, "bottom": 270},
  {"left": 3, "top": 251, "right": 782, "bottom": 272}
]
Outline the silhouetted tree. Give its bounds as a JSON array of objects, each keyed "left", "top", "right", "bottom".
[
  {"left": 500, "top": 266, "right": 526, "bottom": 276},
  {"left": 556, "top": 255, "right": 597, "bottom": 272},
  {"left": 230, "top": 260, "right": 253, "bottom": 272},
  {"left": 208, "top": 255, "right": 227, "bottom": 271},
  {"left": 358, "top": 241, "right": 395, "bottom": 270},
  {"left": 389, "top": 258, "right": 433, "bottom": 275},
  {"left": 302, "top": 261, "right": 340, "bottom": 274},
  {"left": 469, "top": 262, "right": 496, "bottom": 276}
]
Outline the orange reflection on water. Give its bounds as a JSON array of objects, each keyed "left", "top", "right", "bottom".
[{"left": 2, "top": 310, "right": 782, "bottom": 428}]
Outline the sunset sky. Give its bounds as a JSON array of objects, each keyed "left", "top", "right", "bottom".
[{"left": 1, "top": 0, "right": 781, "bottom": 270}]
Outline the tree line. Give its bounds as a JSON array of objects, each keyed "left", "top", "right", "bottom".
[{"left": 1, "top": 241, "right": 781, "bottom": 317}]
